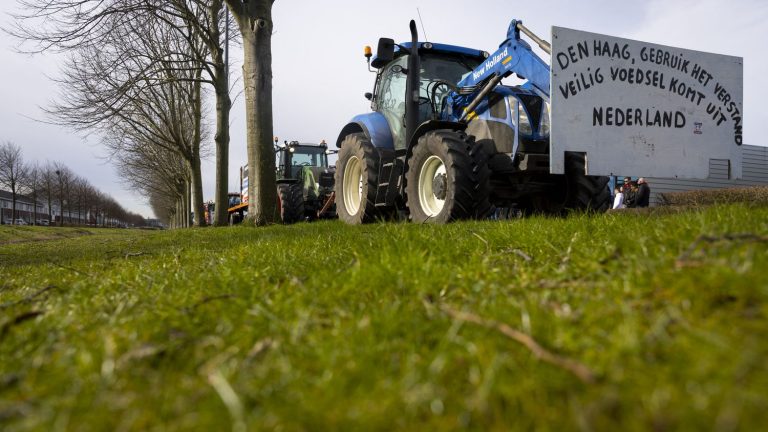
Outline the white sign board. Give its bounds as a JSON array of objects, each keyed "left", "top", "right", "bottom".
[{"left": 550, "top": 26, "right": 743, "bottom": 179}]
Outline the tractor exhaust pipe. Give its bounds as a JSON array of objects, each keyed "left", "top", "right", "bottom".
[{"left": 405, "top": 20, "right": 420, "bottom": 146}]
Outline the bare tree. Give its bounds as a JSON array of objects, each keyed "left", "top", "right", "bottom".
[
  {"left": 110, "top": 131, "right": 193, "bottom": 227},
  {"left": 10, "top": 0, "right": 237, "bottom": 226},
  {"left": 223, "top": 0, "right": 277, "bottom": 225},
  {"left": 157, "top": 0, "right": 236, "bottom": 226},
  {"left": 40, "top": 163, "right": 58, "bottom": 223},
  {"left": 25, "top": 161, "right": 43, "bottom": 224},
  {"left": 0, "top": 141, "right": 29, "bottom": 223},
  {"left": 149, "top": 190, "right": 175, "bottom": 225},
  {"left": 34, "top": 7, "right": 208, "bottom": 227},
  {"left": 71, "top": 176, "right": 99, "bottom": 225},
  {"left": 52, "top": 162, "right": 74, "bottom": 226}
]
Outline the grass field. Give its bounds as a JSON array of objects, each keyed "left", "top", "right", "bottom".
[{"left": 1, "top": 204, "right": 767, "bottom": 431}]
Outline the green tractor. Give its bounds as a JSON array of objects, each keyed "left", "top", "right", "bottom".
[{"left": 275, "top": 140, "right": 337, "bottom": 224}]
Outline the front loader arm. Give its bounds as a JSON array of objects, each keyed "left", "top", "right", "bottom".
[{"left": 457, "top": 20, "right": 551, "bottom": 101}]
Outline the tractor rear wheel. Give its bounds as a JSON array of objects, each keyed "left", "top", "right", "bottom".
[
  {"left": 405, "top": 130, "right": 491, "bottom": 223},
  {"left": 564, "top": 152, "right": 611, "bottom": 212},
  {"left": 335, "top": 133, "right": 380, "bottom": 224},
  {"left": 277, "top": 182, "right": 304, "bottom": 224},
  {"left": 531, "top": 152, "right": 610, "bottom": 214}
]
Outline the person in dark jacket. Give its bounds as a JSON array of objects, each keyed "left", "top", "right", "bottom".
[
  {"left": 636, "top": 177, "right": 651, "bottom": 207},
  {"left": 622, "top": 177, "right": 631, "bottom": 192},
  {"left": 624, "top": 181, "right": 638, "bottom": 208}
]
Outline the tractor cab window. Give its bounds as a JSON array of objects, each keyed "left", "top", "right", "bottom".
[
  {"left": 375, "top": 56, "right": 408, "bottom": 149},
  {"left": 291, "top": 146, "right": 327, "bottom": 167},
  {"left": 419, "top": 54, "right": 480, "bottom": 122},
  {"left": 279, "top": 145, "right": 329, "bottom": 179}
]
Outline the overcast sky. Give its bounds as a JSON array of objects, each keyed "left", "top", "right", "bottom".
[{"left": 1, "top": 0, "right": 766, "bottom": 217}]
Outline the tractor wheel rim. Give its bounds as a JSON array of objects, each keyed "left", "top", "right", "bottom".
[
  {"left": 418, "top": 155, "right": 446, "bottom": 217},
  {"left": 343, "top": 156, "right": 363, "bottom": 214}
]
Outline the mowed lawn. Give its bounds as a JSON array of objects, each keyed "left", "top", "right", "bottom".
[{"left": 1, "top": 205, "right": 766, "bottom": 431}]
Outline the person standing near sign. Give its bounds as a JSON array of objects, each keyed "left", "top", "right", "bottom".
[
  {"left": 636, "top": 178, "right": 651, "bottom": 208},
  {"left": 612, "top": 186, "right": 625, "bottom": 209},
  {"left": 621, "top": 177, "right": 632, "bottom": 198},
  {"left": 622, "top": 177, "right": 631, "bottom": 191},
  {"left": 623, "top": 179, "right": 637, "bottom": 208}
]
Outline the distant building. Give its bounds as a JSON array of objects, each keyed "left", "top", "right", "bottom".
[
  {"left": 0, "top": 190, "right": 46, "bottom": 224},
  {"left": 647, "top": 144, "right": 768, "bottom": 205}
]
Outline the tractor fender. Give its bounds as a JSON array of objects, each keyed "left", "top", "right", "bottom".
[
  {"left": 404, "top": 120, "right": 467, "bottom": 165},
  {"left": 335, "top": 112, "right": 394, "bottom": 150},
  {"left": 406, "top": 120, "right": 467, "bottom": 155}
]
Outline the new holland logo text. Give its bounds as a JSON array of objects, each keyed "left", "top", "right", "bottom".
[{"left": 472, "top": 47, "right": 510, "bottom": 81}]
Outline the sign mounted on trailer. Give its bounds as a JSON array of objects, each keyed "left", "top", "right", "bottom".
[{"left": 550, "top": 26, "right": 743, "bottom": 179}]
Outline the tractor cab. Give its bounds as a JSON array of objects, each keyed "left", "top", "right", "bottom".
[
  {"left": 227, "top": 192, "right": 242, "bottom": 208},
  {"left": 276, "top": 141, "right": 331, "bottom": 182},
  {"left": 366, "top": 42, "right": 487, "bottom": 150}
]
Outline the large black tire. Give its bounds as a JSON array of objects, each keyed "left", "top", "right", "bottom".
[
  {"left": 563, "top": 152, "right": 611, "bottom": 212},
  {"left": 335, "top": 133, "right": 381, "bottom": 224},
  {"left": 405, "top": 130, "right": 491, "bottom": 223},
  {"left": 277, "top": 182, "right": 304, "bottom": 224},
  {"left": 531, "top": 152, "right": 610, "bottom": 214}
]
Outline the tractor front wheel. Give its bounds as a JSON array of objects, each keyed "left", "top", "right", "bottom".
[
  {"left": 277, "top": 182, "right": 304, "bottom": 224},
  {"left": 405, "top": 130, "right": 490, "bottom": 223},
  {"left": 335, "top": 133, "right": 381, "bottom": 224}
]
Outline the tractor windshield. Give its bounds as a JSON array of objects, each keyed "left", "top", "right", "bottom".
[
  {"left": 419, "top": 54, "right": 481, "bottom": 121},
  {"left": 374, "top": 52, "right": 482, "bottom": 150},
  {"left": 291, "top": 146, "right": 328, "bottom": 167},
  {"left": 278, "top": 145, "right": 330, "bottom": 181},
  {"left": 420, "top": 53, "right": 479, "bottom": 85}
]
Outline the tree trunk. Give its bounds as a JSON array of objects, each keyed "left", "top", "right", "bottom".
[
  {"left": 190, "top": 158, "right": 206, "bottom": 228},
  {"left": 176, "top": 199, "right": 182, "bottom": 229},
  {"left": 212, "top": 17, "right": 232, "bottom": 227},
  {"left": 10, "top": 179, "right": 17, "bottom": 221},
  {"left": 213, "top": 74, "right": 232, "bottom": 227},
  {"left": 32, "top": 191, "right": 37, "bottom": 225},
  {"left": 182, "top": 182, "right": 189, "bottom": 228},
  {"left": 187, "top": 180, "right": 192, "bottom": 227},
  {"left": 240, "top": 3, "right": 277, "bottom": 225},
  {"left": 191, "top": 68, "right": 207, "bottom": 228}
]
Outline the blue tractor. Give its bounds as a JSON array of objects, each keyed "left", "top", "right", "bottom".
[{"left": 334, "top": 20, "right": 610, "bottom": 223}]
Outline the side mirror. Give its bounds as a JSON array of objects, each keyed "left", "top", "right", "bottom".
[
  {"left": 371, "top": 38, "right": 394, "bottom": 68},
  {"left": 364, "top": 92, "right": 373, "bottom": 101}
]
